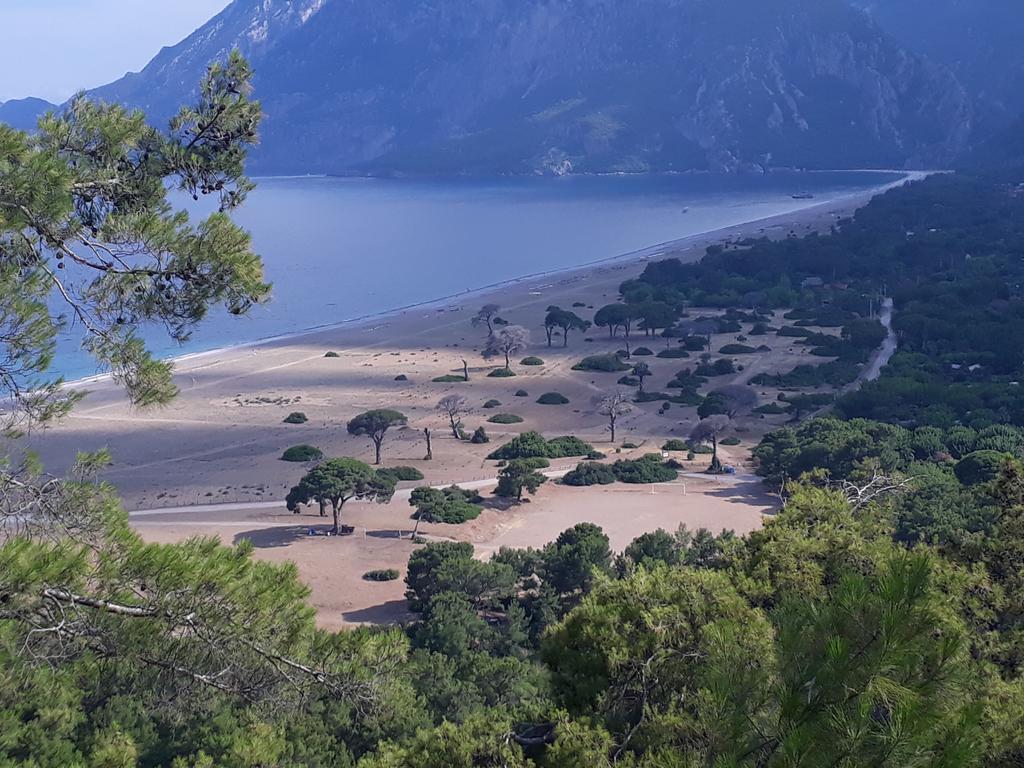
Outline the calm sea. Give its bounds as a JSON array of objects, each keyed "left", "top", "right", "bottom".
[{"left": 54, "top": 171, "right": 902, "bottom": 381}]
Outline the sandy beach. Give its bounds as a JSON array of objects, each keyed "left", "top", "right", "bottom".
[{"left": 26, "top": 173, "right": 919, "bottom": 627}]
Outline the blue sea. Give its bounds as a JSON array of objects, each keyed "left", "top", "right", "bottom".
[{"left": 54, "top": 171, "right": 903, "bottom": 381}]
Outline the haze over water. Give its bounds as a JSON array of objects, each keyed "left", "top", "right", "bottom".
[{"left": 55, "top": 171, "right": 902, "bottom": 381}]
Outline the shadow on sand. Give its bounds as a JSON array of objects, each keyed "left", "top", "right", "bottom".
[
  {"left": 233, "top": 524, "right": 333, "bottom": 548},
  {"left": 342, "top": 599, "right": 412, "bottom": 626}
]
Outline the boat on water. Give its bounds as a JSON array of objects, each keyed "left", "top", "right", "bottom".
[{"left": 791, "top": 192, "right": 815, "bottom": 200}]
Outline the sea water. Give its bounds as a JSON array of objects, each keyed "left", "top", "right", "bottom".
[{"left": 53, "top": 171, "right": 903, "bottom": 381}]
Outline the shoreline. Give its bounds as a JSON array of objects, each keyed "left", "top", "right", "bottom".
[{"left": 62, "top": 170, "right": 923, "bottom": 390}]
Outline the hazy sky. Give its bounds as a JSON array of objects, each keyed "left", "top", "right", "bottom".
[{"left": 0, "top": 0, "right": 230, "bottom": 103}]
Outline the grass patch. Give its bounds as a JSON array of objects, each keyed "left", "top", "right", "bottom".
[
  {"left": 433, "top": 374, "right": 466, "bottom": 383},
  {"left": 363, "top": 569, "right": 400, "bottom": 582}
]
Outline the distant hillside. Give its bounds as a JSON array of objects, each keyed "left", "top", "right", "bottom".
[
  {"left": 849, "top": 0, "right": 1024, "bottom": 133},
  {"left": 76, "top": 0, "right": 974, "bottom": 175},
  {"left": 0, "top": 97, "right": 55, "bottom": 132}
]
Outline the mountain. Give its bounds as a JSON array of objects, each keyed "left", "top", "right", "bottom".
[
  {"left": 848, "top": 0, "right": 1024, "bottom": 134},
  {"left": 14, "top": 0, "right": 980, "bottom": 175},
  {"left": 0, "top": 97, "right": 56, "bottom": 132}
]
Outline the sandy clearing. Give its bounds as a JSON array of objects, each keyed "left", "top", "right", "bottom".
[{"left": 134, "top": 463, "right": 774, "bottom": 630}]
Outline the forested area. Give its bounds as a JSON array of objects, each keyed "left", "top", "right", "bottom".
[{"left": 6, "top": 54, "right": 1024, "bottom": 767}]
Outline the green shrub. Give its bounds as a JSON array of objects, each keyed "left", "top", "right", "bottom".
[
  {"left": 363, "top": 569, "right": 400, "bottom": 582},
  {"left": 618, "top": 376, "right": 641, "bottom": 386},
  {"left": 488, "top": 431, "right": 592, "bottom": 460},
  {"left": 537, "top": 392, "right": 570, "bottom": 405},
  {"left": 695, "top": 359, "right": 736, "bottom": 377},
  {"left": 683, "top": 336, "right": 707, "bottom": 351},
  {"left": 656, "top": 348, "right": 690, "bottom": 359},
  {"left": 521, "top": 356, "right": 545, "bottom": 366},
  {"left": 587, "top": 450, "right": 607, "bottom": 460},
  {"left": 632, "top": 347, "right": 654, "bottom": 356},
  {"left": 754, "top": 402, "right": 790, "bottom": 415},
  {"left": 281, "top": 445, "right": 323, "bottom": 462},
  {"left": 612, "top": 456, "right": 679, "bottom": 484},
  {"left": 470, "top": 427, "right": 490, "bottom": 444},
  {"left": 488, "top": 368, "right": 517, "bottom": 378},
  {"left": 515, "top": 389, "right": 529, "bottom": 397},
  {"left": 283, "top": 412, "right": 308, "bottom": 424},
  {"left": 622, "top": 442, "right": 639, "bottom": 449},
  {"left": 720, "top": 437, "right": 741, "bottom": 446},
  {"left": 719, "top": 344, "right": 757, "bottom": 355},
  {"left": 488, "top": 413, "right": 524, "bottom": 424},
  {"left": 572, "top": 354, "right": 631, "bottom": 373},
  {"left": 433, "top": 375, "right": 466, "bottom": 383},
  {"left": 546, "top": 436, "right": 594, "bottom": 458},
  {"left": 563, "top": 462, "right": 617, "bottom": 486},
  {"left": 377, "top": 466, "right": 425, "bottom": 483},
  {"left": 394, "top": 374, "right": 409, "bottom": 381},
  {"left": 483, "top": 399, "right": 502, "bottom": 409},
  {"left": 662, "top": 439, "right": 688, "bottom": 451},
  {"left": 324, "top": 351, "right": 340, "bottom": 358},
  {"left": 955, "top": 451, "right": 1011, "bottom": 486},
  {"left": 777, "top": 326, "right": 814, "bottom": 338}
]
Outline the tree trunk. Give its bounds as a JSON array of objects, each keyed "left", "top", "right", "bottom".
[
  {"left": 486, "top": 318, "right": 493, "bottom": 334},
  {"left": 461, "top": 359, "right": 469, "bottom": 381},
  {"left": 424, "top": 428, "right": 433, "bottom": 460},
  {"left": 318, "top": 499, "right": 326, "bottom": 517},
  {"left": 609, "top": 419, "right": 616, "bottom": 443},
  {"left": 505, "top": 351, "right": 511, "bottom": 370},
  {"left": 331, "top": 500, "right": 341, "bottom": 535},
  {"left": 449, "top": 415, "right": 461, "bottom": 439},
  {"left": 710, "top": 436, "right": 722, "bottom": 473},
  {"left": 546, "top": 327, "right": 553, "bottom": 347},
  {"left": 563, "top": 330, "right": 569, "bottom": 348},
  {"left": 373, "top": 437, "right": 382, "bottom": 465}
]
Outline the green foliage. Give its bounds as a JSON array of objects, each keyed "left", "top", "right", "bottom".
[
  {"left": 487, "top": 432, "right": 592, "bottom": 461},
  {"left": 364, "top": 569, "right": 400, "bottom": 581},
  {"left": 955, "top": 451, "right": 1012, "bottom": 486},
  {"left": 514, "top": 389, "right": 529, "bottom": 397},
  {"left": 283, "top": 411, "right": 308, "bottom": 424},
  {"left": 347, "top": 409, "right": 408, "bottom": 464},
  {"left": 410, "top": 486, "right": 484, "bottom": 527},
  {"left": 280, "top": 444, "right": 323, "bottom": 462},
  {"left": 719, "top": 343, "right": 757, "bottom": 354},
  {"left": 656, "top": 347, "right": 691, "bottom": 359},
  {"left": 562, "top": 462, "right": 618, "bottom": 487},
  {"left": 325, "top": 351, "right": 340, "bottom": 358},
  {"left": 662, "top": 439, "right": 689, "bottom": 451},
  {"left": 487, "top": 368, "right": 516, "bottom": 378},
  {"left": 470, "top": 427, "right": 490, "bottom": 444},
  {"left": 572, "top": 354, "right": 631, "bottom": 373},
  {"left": 0, "top": 52, "right": 266, "bottom": 424},
  {"left": 482, "top": 399, "right": 502, "bottom": 409},
  {"left": 487, "top": 413, "right": 524, "bottom": 425},
  {"left": 432, "top": 374, "right": 466, "bottom": 383},
  {"left": 695, "top": 358, "right": 736, "bottom": 377},
  {"left": 286, "top": 457, "right": 395, "bottom": 533},
  {"left": 495, "top": 458, "right": 550, "bottom": 500},
  {"left": 610, "top": 455, "right": 679, "bottom": 484},
  {"left": 520, "top": 356, "right": 545, "bottom": 366},
  {"left": 632, "top": 347, "right": 654, "bottom": 356},
  {"left": 377, "top": 466, "right": 425, "bottom": 483},
  {"left": 536, "top": 392, "right": 570, "bottom": 405}
]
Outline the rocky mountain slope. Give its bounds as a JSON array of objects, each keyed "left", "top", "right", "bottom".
[
  {"left": 0, "top": 97, "right": 56, "bottom": 132},
  {"left": 9, "top": 0, "right": 986, "bottom": 174}
]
